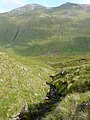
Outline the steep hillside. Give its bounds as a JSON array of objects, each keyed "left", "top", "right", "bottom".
[
  {"left": 0, "top": 3, "right": 90, "bottom": 120},
  {"left": 0, "top": 52, "right": 53, "bottom": 120},
  {"left": 0, "top": 2, "right": 90, "bottom": 56},
  {"left": 7, "top": 54, "right": 90, "bottom": 120},
  {"left": 42, "top": 56, "right": 90, "bottom": 120}
]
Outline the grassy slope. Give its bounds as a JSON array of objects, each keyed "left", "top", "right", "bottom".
[
  {"left": 0, "top": 52, "right": 90, "bottom": 120},
  {"left": 0, "top": 3, "right": 90, "bottom": 56},
  {"left": 0, "top": 3, "right": 90, "bottom": 120},
  {"left": 0, "top": 52, "right": 53, "bottom": 120},
  {"left": 42, "top": 55, "right": 90, "bottom": 120}
]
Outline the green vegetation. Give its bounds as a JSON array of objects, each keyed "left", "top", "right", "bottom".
[
  {"left": 0, "top": 3, "right": 90, "bottom": 56},
  {"left": 0, "top": 2, "right": 90, "bottom": 120},
  {"left": 41, "top": 55, "right": 90, "bottom": 120},
  {"left": 0, "top": 52, "right": 53, "bottom": 120},
  {"left": 0, "top": 52, "right": 90, "bottom": 120}
]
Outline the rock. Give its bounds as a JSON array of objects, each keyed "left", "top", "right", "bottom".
[
  {"left": 60, "top": 70, "right": 66, "bottom": 75},
  {"left": 11, "top": 101, "right": 31, "bottom": 120}
]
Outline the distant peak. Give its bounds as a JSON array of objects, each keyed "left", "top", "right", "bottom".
[
  {"left": 8, "top": 3, "right": 46, "bottom": 13},
  {"left": 63, "top": 2, "right": 79, "bottom": 6},
  {"left": 22, "top": 3, "right": 46, "bottom": 9},
  {"left": 57, "top": 2, "right": 80, "bottom": 9},
  {"left": 24, "top": 3, "right": 42, "bottom": 7},
  {"left": 65, "top": 2, "right": 71, "bottom": 4}
]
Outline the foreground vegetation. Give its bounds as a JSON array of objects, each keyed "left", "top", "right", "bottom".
[
  {"left": 0, "top": 52, "right": 53, "bottom": 120},
  {"left": 0, "top": 52, "right": 90, "bottom": 120},
  {"left": 43, "top": 55, "right": 90, "bottom": 120},
  {"left": 0, "top": 2, "right": 90, "bottom": 120}
]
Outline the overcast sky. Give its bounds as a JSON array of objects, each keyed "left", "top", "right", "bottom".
[{"left": 0, "top": 0, "right": 90, "bottom": 13}]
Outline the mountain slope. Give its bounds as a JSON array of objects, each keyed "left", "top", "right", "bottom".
[
  {"left": 0, "top": 3, "right": 90, "bottom": 56},
  {"left": 4, "top": 53, "right": 89, "bottom": 120},
  {"left": 42, "top": 56, "right": 90, "bottom": 120},
  {"left": 0, "top": 52, "right": 53, "bottom": 120},
  {"left": 0, "top": 52, "right": 90, "bottom": 120},
  {"left": 0, "top": 3, "right": 90, "bottom": 120}
]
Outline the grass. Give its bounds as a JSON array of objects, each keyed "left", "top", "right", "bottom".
[
  {"left": 0, "top": 52, "right": 90, "bottom": 120},
  {"left": 44, "top": 92, "right": 90, "bottom": 120},
  {"left": 41, "top": 54, "right": 90, "bottom": 120},
  {"left": 0, "top": 3, "right": 90, "bottom": 120},
  {"left": 0, "top": 52, "right": 53, "bottom": 120},
  {"left": 0, "top": 4, "right": 90, "bottom": 56}
]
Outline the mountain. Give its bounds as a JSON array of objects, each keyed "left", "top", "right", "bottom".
[
  {"left": 5, "top": 4, "right": 48, "bottom": 16},
  {"left": 0, "top": 3, "right": 90, "bottom": 119},
  {"left": 0, "top": 2, "right": 90, "bottom": 56},
  {"left": 56, "top": 2, "right": 90, "bottom": 10}
]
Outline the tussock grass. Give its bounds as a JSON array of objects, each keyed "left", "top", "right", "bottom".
[
  {"left": 42, "top": 55, "right": 90, "bottom": 120},
  {"left": 0, "top": 53, "right": 90, "bottom": 120},
  {"left": 0, "top": 52, "right": 53, "bottom": 120}
]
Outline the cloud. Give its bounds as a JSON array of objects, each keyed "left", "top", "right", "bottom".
[
  {"left": 81, "top": 0, "right": 90, "bottom": 4},
  {"left": 0, "top": 0, "right": 26, "bottom": 12},
  {"left": 1, "top": 0, "right": 25, "bottom": 5},
  {"left": 84, "top": 0, "right": 90, "bottom": 4}
]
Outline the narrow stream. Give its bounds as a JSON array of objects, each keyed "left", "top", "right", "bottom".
[{"left": 12, "top": 81, "right": 63, "bottom": 120}]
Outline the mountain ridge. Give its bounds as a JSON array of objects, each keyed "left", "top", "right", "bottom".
[
  {"left": 0, "top": 2, "right": 90, "bottom": 56},
  {"left": 0, "top": 3, "right": 90, "bottom": 119},
  {"left": 1, "top": 2, "right": 90, "bottom": 15}
]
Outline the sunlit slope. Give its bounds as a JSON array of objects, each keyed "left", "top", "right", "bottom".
[
  {"left": 0, "top": 52, "right": 53, "bottom": 120},
  {"left": 0, "top": 52, "right": 90, "bottom": 120},
  {"left": 0, "top": 3, "right": 90, "bottom": 56},
  {"left": 42, "top": 55, "right": 90, "bottom": 120}
]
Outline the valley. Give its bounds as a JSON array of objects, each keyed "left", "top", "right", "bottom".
[{"left": 0, "top": 2, "right": 90, "bottom": 120}]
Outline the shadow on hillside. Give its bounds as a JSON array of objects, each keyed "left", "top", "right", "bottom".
[
  {"left": 11, "top": 82, "right": 61, "bottom": 120},
  {"left": 72, "top": 36, "right": 90, "bottom": 52},
  {"left": 11, "top": 69, "right": 90, "bottom": 120},
  {"left": 29, "top": 82, "right": 62, "bottom": 120}
]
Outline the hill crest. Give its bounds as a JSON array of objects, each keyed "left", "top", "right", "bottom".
[
  {"left": 0, "top": 2, "right": 90, "bottom": 56},
  {"left": 1, "top": 2, "right": 90, "bottom": 15}
]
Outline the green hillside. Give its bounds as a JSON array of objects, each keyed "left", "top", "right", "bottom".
[
  {"left": 0, "top": 2, "right": 90, "bottom": 56},
  {"left": 0, "top": 2, "right": 90, "bottom": 120},
  {"left": 0, "top": 52, "right": 53, "bottom": 120},
  {"left": 42, "top": 55, "right": 90, "bottom": 120},
  {"left": 0, "top": 52, "right": 90, "bottom": 120}
]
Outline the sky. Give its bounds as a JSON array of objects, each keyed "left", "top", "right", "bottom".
[{"left": 0, "top": 0, "right": 90, "bottom": 13}]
